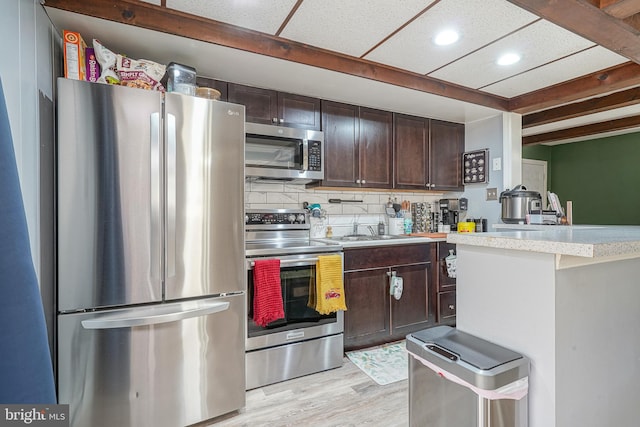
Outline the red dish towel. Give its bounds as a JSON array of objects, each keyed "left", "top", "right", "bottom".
[{"left": 252, "top": 259, "right": 285, "bottom": 327}]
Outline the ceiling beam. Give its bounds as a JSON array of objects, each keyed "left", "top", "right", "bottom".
[
  {"left": 522, "top": 85, "right": 640, "bottom": 127},
  {"left": 510, "top": 62, "right": 640, "bottom": 113},
  {"left": 42, "top": 0, "right": 509, "bottom": 111},
  {"left": 522, "top": 114, "right": 640, "bottom": 144},
  {"left": 506, "top": 0, "right": 640, "bottom": 63},
  {"left": 598, "top": 0, "right": 640, "bottom": 19}
]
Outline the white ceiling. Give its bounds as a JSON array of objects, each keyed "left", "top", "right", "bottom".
[{"left": 45, "top": 0, "right": 635, "bottom": 140}]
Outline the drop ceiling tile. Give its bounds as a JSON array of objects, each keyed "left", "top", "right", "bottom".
[
  {"left": 364, "top": 0, "right": 539, "bottom": 74},
  {"left": 279, "top": 0, "right": 433, "bottom": 57},
  {"left": 430, "top": 20, "right": 595, "bottom": 89},
  {"left": 166, "top": 0, "right": 298, "bottom": 34},
  {"left": 482, "top": 47, "right": 629, "bottom": 98}
]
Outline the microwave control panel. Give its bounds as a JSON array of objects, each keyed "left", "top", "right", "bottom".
[{"left": 308, "top": 140, "right": 322, "bottom": 171}]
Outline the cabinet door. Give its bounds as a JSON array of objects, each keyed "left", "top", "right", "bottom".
[
  {"left": 344, "top": 268, "right": 390, "bottom": 350},
  {"left": 359, "top": 107, "right": 392, "bottom": 189},
  {"left": 321, "top": 100, "right": 360, "bottom": 187},
  {"left": 227, "top": 83, "right": 278, "bottom": 125},
  {"left": 437, "top": 242, "right": 456, "bottom": 291},
  {"left": 430, "top": 119, "right": 464, "bottom": 191},
  {"left": 394, "top": 113, "right": 429, "bottom": 189},
  {"left": 438, "top": 290, "right": 457, "bottom": 325},
  {"left": 278, "top": 92, "right": 321, "bottom": 130},
  {"left": 390, "top": 263, "right": 434, "bottom": 339},
  {"left": 195, "top": 77, "right": 228, "bottom": 101}
]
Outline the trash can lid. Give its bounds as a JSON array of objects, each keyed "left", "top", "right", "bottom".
[{"left": 410, "top": 326, "right": 523, "bottom": 371}]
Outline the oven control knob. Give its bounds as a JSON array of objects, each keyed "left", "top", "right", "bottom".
[
  {"left": 287, "top": 214, "right": 296, "bottom": 223},
  {"left": 297, "top": 214, "right": 306, "bottom": 223}
]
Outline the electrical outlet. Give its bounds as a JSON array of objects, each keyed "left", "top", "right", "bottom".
[
  {"left": 486, "top": 188, "right": 498, "bottom": 201},
  {"left": 493, "top": 157, "right": 502, "bottom": 171}
]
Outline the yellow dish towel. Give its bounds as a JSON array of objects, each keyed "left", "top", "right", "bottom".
[{"left": 312, "top": 254, "right": 347, "bottom": 315}]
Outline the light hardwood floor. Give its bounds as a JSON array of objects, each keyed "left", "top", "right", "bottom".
[{"left": 202, "top": 357, "right": 409, "bottom": 427}]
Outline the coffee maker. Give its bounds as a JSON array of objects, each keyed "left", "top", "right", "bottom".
[{"left": 439, "top": 198, "right": 467, "bottom": 231}]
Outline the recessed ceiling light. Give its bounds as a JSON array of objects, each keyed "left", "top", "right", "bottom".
[
  {"left": 497, "top": 53, "right": 521, "bottom": 66},
  {"left": 434, "top": 30, "right": 459, "bottom": 46}
]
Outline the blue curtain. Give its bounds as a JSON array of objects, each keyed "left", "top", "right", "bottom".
[{"left": 0, "top": 77, "right": 56, "bottom": 403}]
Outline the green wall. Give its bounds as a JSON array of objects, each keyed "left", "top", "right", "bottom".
[{"left": 523, "top": 132, "right": 640, "bottom": 225}]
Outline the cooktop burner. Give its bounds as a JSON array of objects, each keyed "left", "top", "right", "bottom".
[
  {"left": 245, "top": 239, "right": 341, "bottom": 257},
  {"left": 245, "top": 208, "right": 341, "bottom": 257}
]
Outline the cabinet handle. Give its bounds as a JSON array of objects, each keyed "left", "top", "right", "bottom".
[
  {"left": 279, "top": 118, "right": 284, "bottom": 123},
  {"left": 361, "top": 179, "right": 366, "bottom": 184},
  {"left": 272, "top": 117, "right": 278, "bottom": 123},
  {"left": 431, "top": 184, "right": 436, "bottom": 188},
  {"left": 425, "top": 183, "right": 430, "bottom": 187},
  {"left": 448, "top": 304, "right": 455, "bottom": 310},
  {"left": 356, "top": 179, "right": 361, "bottom": 184}
]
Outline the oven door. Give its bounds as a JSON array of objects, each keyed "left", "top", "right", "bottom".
[{"left": 246, "top": 253, "right": 344, "bottom": 351}]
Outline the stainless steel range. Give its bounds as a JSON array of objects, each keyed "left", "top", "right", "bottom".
[{"left": 245, "top": 209, "right": 344, "bottom": 390}]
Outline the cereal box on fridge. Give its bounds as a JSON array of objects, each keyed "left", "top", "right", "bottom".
[
  {"left": 85, "top": 47, "right": 101, "bottom": 83},
  {"left": 63, "top": 30, "right": 86, "bottom": 80}
]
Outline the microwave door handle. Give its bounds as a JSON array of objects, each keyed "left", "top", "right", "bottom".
[{"left": 302, "top": 139, "right": 309, "bottom": 172}]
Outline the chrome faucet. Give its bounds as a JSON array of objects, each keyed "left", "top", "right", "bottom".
[
  {"left": 367, "top": 225, "right": 376, "bottom": 236},
  {"left": 353, "top": 222, "right": 359, "bottom": 235}
]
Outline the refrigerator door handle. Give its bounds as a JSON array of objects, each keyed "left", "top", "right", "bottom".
[
  {"left": 166, "top": 113, "right": 177, "bottom": 278},
  {"left": 150, "top": 112, "right": 162, "bottom": 281},
  {"left": 80, "top": 299, "right": 230, "bottom": 329}
]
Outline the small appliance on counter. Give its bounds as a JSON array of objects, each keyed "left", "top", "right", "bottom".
[
  {"left": 527, "top": 210, "right": 560, "bottom": 225},
  {"left": 499, "top": 185, "right": 542, "bottom": 224},
  {"left": 439, "top": 198, "right": 468, "bottom": 231}
]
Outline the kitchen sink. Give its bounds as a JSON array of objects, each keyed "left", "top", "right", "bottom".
[{"left": 331, "top": 234, "right": 414, "bottom": 241}]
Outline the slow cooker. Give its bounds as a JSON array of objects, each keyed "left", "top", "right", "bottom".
[{"left": 499, "top": 185, "right": 542, "bottom": 224}]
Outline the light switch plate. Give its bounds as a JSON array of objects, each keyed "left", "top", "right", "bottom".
[
  {"left": 493, "top": 157, "right": 502, "bottom": 171},
  {"left": 486, "top": 188, "right": 498, "bottom": 201}
]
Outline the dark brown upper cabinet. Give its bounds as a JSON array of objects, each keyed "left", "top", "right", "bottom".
[
  {"left": 228, "top": 83, "right": 321, "bottom": 130},
  {"left": 195, "top": 76, "right": 228, "bottom": 101},
  {"left": 319, "top": 100, "right": 392, "bottom": 189},
  {"left": 394, "top": 113, "right": 464, "bottom": 191},
  {"left": 430, "top": 119, "right": 464, "bottom": 191}
]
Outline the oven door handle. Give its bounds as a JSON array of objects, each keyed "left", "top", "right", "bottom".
[{"left": 248, "top": 257, "right": 320, "bottom": 268}]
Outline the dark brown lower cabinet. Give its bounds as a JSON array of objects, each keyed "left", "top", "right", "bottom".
[
  {"left": 437, "top": 242, "right": 457, "bottom": 325},
  {"left": 343, "top": 244, "right": 435, "bottom": 351}
]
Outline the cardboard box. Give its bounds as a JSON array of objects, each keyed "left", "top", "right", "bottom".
[
  {"left": 63, "top": 30, "right": 86, "bottom": 80},
  {"left": 84, "top": 47, "right": 100, "bottom": 83}
]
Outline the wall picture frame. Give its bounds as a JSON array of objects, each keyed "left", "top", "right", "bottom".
[{"left": 462, "top": 149, "right": 488, "bottom": 184}]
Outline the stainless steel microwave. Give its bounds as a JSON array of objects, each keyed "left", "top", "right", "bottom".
[{"left": 245, "top": 122, "right": 324, "bottom": 183}]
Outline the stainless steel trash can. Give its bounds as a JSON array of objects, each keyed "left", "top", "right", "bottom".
[{"left": 407, "top": 326, "right": 529, "bottom": 427}]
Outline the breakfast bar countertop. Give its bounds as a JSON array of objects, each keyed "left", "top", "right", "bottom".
[{"left": 447, "top": 225, "right": 640, "bottom": 258}]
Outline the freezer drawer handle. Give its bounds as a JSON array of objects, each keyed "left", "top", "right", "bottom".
[{"left": 80, "top": 300, "right": 230, "bottom": 329}]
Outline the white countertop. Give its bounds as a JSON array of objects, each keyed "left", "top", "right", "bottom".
[
  {"left": 313, "top": 235, "right": 439, "bottom": 248},
  {"left": 447, "top": 225, "right": 640, "bottom": 258}
]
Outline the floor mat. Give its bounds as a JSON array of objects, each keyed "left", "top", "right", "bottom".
[{"left": 346, "top": 340, "right": 408, "bottom": 386}]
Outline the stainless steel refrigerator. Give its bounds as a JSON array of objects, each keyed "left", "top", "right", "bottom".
[{"left": 55, "top": 78, "right": 246, "bottom": 427}]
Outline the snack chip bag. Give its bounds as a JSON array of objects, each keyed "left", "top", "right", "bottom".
[
  {"left": 93, "top": 39, "right": 119, "bottom": 85},
  {"left": 116, "top": 55, "right": 166, "bottom": 91}
]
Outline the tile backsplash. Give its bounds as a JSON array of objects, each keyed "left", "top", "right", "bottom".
[{"left": 245, "top": 181, "right": 443, "bottom": 236}]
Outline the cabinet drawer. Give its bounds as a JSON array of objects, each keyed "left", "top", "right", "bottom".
[
  {"left": 344, "top": 244, "right": 432, "bottom": 271},
  {"left": 438, "top": 291, "right": 456, "bottom": 320}
]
